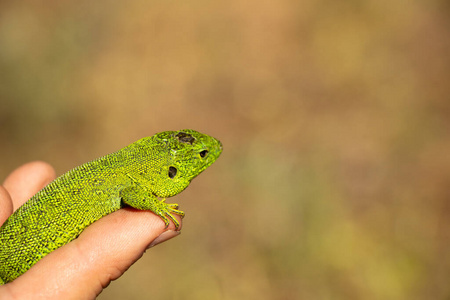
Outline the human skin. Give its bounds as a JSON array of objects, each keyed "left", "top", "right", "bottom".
[{"left": 0, "top": 161, "right": 181, "bottom": 300}]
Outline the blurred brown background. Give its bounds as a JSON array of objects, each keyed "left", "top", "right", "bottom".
[{"left": 1, "top": 0, "right": 450, "bottom": 299}]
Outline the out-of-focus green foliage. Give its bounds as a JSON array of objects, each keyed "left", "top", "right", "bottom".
[{"left": 1, "top": 0, "right": 449, "bottom": 299}]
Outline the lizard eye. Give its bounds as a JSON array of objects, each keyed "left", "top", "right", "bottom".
[
  {"left": 168, "top": 166, "right": 177, "bottom": 179},
  {"left": 199, "top": 150, "right": 208, "bottom": 158}
]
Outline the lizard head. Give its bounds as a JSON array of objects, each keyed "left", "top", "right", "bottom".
[{"left": 147, "top": 129, "right": 222, "bottom": 198}]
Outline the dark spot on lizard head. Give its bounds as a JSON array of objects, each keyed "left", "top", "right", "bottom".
[
  {"left": 176, "top": 132, "right": 195, "bottom": 144},
  {"left": 168, "top": 166, "right": 178, "bottom": 179}
]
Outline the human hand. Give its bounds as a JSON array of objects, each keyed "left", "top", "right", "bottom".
[{"left": 0, "top": 161, "right": 181, "bottom": 299}]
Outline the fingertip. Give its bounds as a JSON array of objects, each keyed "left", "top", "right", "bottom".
[
  {"left": 0, "top": 185, "right": 13, "bottom": 225},
  {"left": 74, "top": 209, "right": 183, "bottom": 287},
  {"left": 146, "top": 230, "right": 181, "bottom": 249},
  {"left": 3, "top": 161, "right": 56, "bottom": 209}
]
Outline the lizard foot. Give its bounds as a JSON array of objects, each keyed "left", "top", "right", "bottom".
[{"left": 159, "top": 201, "right": 184, "bottom": 230}]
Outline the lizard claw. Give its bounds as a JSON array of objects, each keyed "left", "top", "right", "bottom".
[{"left": 162, "top": 204, "right": 184, "bottom": 229}]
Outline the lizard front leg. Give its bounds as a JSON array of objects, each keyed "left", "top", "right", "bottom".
[{"left": 120, "top": 184, "right": 184, "bottom": 230}]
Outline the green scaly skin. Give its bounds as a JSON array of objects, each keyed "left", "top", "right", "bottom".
[{"left": 0, "top": 129, "right": 222, "bottom": 284}]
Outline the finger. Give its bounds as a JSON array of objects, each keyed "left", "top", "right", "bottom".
[
  {"left": 3, "top": 161, "right": 56, "bottom": 210},
  {"left": 1, "top": 209, "right": 182, "bottom": 299},
  {"left": 0, "top": 186, "right": 13, "bottom": 225}
]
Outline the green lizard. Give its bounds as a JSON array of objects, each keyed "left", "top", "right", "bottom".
[{"left": 0, "top": 129, "right": 222, "bottom": 285}]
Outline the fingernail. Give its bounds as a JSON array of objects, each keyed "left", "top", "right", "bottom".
[{"left": 147, "top": 230, "right": 181, "bottom": 249}]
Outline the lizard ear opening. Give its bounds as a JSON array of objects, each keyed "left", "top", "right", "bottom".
[{"left": 168, "top": 166, "right": 177, "bottom": 179}]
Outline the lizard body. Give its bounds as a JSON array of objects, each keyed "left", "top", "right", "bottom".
[{"left": 0, "top": 129, "right": 222, "bottom": 284}]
